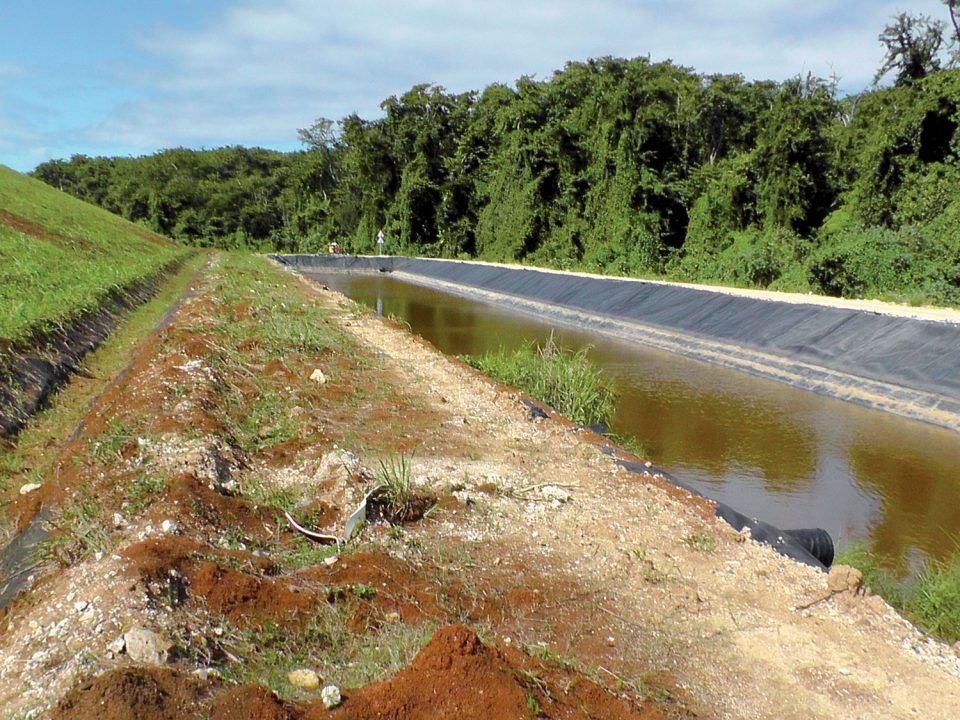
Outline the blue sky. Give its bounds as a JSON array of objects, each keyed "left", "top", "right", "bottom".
[{"left": 0, "top": 1, "right": 951, "bottom": 172}]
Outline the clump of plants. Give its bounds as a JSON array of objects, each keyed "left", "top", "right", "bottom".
[
  {"left": 367, "top": 453, "right": 435, "bottom": 525},
  {"left": 837, "top": 543, "right": 960, "bottom": 643},
  {"left": 462, "top": 335, "right": 617, "bottom": 428}
]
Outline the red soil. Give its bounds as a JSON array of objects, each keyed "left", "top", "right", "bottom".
[{"left": 310, "top": 625, "right": 667, "bottom": 720}]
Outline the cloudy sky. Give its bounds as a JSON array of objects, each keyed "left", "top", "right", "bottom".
[{"left": 0, "top": 0, "right": 951, "bottom": 172}]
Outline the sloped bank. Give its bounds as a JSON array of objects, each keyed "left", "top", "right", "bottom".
[
  {"left": 274, "top": 254, "right": 960, "bottom": 433},
  {"left": 0, "top": 257, "right": 189, "bottom": 440}
]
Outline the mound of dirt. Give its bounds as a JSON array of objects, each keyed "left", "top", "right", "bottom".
[
  {"left": 123, "top": 536, "right": 321, "bottom": 626},
  {"left": 308, "top": 625, "right": 664, "bottom": 720},
  {"left": 51, "top": 666, "right": 211, "bottom": 720},
  {"left": 210, "top": 684, "right": 298, "bottom": 720}
]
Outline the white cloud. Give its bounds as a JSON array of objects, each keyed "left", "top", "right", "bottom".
[{"left": 2, "top": 0, "right": 953, "bottom": 170}]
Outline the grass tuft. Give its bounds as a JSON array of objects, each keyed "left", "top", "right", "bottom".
[
  {"left": 462, "top": 335, "right": 616, "bottom": 428},
  {"left": 837, "top": 542, "right": 960, "bottom": 642}
]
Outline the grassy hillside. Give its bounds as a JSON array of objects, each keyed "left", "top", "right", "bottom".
[{"left": 0, "top": 165, "right": 189, "bottom": 344}]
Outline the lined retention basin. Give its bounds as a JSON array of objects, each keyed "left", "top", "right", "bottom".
[{"left": 274, "top": 254, "right": 960, "bottom": 433}]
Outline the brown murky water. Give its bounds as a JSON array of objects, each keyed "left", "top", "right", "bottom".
[{"left": 309, "top": 271, "right": 960, "bottom": 570}]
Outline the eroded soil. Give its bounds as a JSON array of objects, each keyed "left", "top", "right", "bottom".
[{"left": 2, "top": 253, "right": 959, "bottom": 719}]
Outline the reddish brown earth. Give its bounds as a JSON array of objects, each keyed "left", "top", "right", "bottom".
[{"left": 3, "top": 253, "right": 960, "bottom": 720}]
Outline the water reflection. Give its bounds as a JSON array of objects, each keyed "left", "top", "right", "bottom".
[{"left": 309, "top": 271, "right": 960, "bottom": 568}]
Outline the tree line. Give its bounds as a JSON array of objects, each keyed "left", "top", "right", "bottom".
[{"left": 33, "top": 8, "right": 960, "bottom": 305}]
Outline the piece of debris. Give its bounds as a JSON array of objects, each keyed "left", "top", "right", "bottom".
[
  {"left": 287, "top": 669, "right": 321, "bottom": 690},
  {"left": 321, "top": 685, "right": 342, "bottom": 709},
  {"left": 285, "top": 483, "right": 386, "bottom": 545},
  {"left": 18, "top": 482, "right": 42, "bottom": 495},
  {"left": 310, "top": 368, "right": 327, "bottom": 384}
]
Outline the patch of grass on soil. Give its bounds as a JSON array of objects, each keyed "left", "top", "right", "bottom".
[
  {"left": 0, "top": 165, "right": 189, "bottom": 343},
  {"left": 217, "top": 604, "right": 433, "bottom": 701},
  {"left": 462, "top": 335, "right": 617, "bottom": 428},
  {"left": 0, "top": 255, "right": 202, "bottom": 507},
  {"left": 837, "top": 543, "right": 960, "bottom": 642}
]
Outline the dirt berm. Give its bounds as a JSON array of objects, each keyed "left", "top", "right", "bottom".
[{"left": 0, "top": 253, "right": 957, "bottom": 719}]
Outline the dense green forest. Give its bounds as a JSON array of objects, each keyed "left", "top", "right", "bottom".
[{"left": 32, "top": 14, "right": 960, "bottom": 305}]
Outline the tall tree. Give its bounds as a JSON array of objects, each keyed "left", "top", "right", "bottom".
[{"left": 876, "top": 12, "right": 945, "bottom": 85}]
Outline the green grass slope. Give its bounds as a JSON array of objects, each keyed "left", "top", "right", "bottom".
[{"left": 0, "top": 165, "right": 189, "bottom": 344}]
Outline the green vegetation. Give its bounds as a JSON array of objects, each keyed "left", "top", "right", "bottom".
[
  {"left": 462, "top": 337, "right": 616, "bottom": 427},
  {"left": 0, "top": 165, "right": 189, "bottom": 344},
  {"left": 0, "top": 255, "right": 203, "bottom": 498},
  {"left": 837, "top": 543, "right": 960, "bottom": 642},
  {"left": 39, "top": 488, "right": 111, "bottom": 565},
  {"left": 217, "top": 606, "right": 432, "bottom": 700}
]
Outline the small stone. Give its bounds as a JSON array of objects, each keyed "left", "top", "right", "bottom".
[
  {"left": 323, "top": 556, "right": 339, "bottom": 566},
  {"left": 287, "top": 668, "right": 321, "bottom": 690},
  {"left": 606, "top": 636, "right": 616, "bottom": 647},
  {"left": 160, "top": 519, "right": 179, "bottom": 535},
  {"left": 310, "top": 368, "right": 327, "bottom": 384},
  {"left": 124, "top": 627, "right": 171, "bottom": 664},
  {"left": 644, "top": 461, "right": 653, "bottom": 468},
  {"left": 827, "top": 565, "right": 864, "bottom": 594},
  {"left": 321, "top": 685, "right": 342, "bottom": 709},
  {"left": 112, "top": 512, "right": 125, "bottom": 529},
  {"left": 19, "top": 483, "right": 42, "bottom": 495},
  {"left": 107, "top": 635, "right": 125, "bottom": 654},
  {"left": 74, "top": 600, "right": 89, "bottom": 613},
  {"left": 383, "top": 611, "right": 401, "bottom": 624}
]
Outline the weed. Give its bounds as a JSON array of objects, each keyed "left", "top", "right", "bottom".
[
  {"left": 462, "top": 334, "right": 616, "bottom": 428},
  {"left": 525, "top": 690, "right": 543, "bottom": 718},
  {"left": 837, "top": 542, "right": 960, "bottom": 642},
  {"left": 39, "top": 489, "right": 111, "bottom": 565},
  {"left": 232, "top": 389, "right": 301, "bottom": 452},
  {"left": 375, "top": 453, "right": 415, "bottom": 508},
  {"left": 906, "top": 559, "right": 960, "bottom": 642},
  {"left": 525, "top": 642, "right": 578, "bottom": 672},
  {"left": 683, "top": 532, "right": 718, "bottom": 553},
  {"left": 92, "top": 417, "right": 135, "bottom": 463},
  {"left": 126, "top": 472, "right": 167, "bottom": 516},
  {"left": 218, "top": 601, "right": 432, "bottom": 700}
]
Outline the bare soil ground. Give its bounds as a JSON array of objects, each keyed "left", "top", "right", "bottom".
[{"left": 2, "top": 253, "right": 959, "bottom": 719}]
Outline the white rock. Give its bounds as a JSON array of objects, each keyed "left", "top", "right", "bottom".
[
  {"left": 321, "top": 685, "right": 342, "bottom": 709},
  {"left": 287, "top": 668, "right": 321, "bottom": 690},
  {"left": 73, "top": 600, "right": 89, "bottom": 613},
  {"left": 160, "top": 519, "right": 179, "bottom": 534},
  {"left": 19, "top": 483, "right": 42, "bottom": 495},
  {"left": 124, "top": 627, "right": 171, "bottom": 664},
  {"left": 309, "top": 368, "right": 327, "bottom": 384},
  {"left": 107, "top": 635, "right": 126, "bottom": 654},
  {"left": 112, "top": 512, "right": 125, "bottom": 528}
]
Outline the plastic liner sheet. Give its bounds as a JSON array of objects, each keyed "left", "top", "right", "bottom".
[
  {"left": 273, "top": 255, "right": 960, "bottom": 429},
  {"left": 617, "top": 458, "right": 832, "bottom": 570}
]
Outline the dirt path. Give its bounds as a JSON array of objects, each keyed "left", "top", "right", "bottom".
[
  {"left": 295, "top": 268, "right": 960, "bottom": 719},
  {"left": 1, "top": 254, "right": 958, "bottom": 719}
]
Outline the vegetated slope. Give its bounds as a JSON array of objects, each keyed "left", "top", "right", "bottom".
[{"left": 0, "top": 164, "right": 188, "bottom": 344}]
